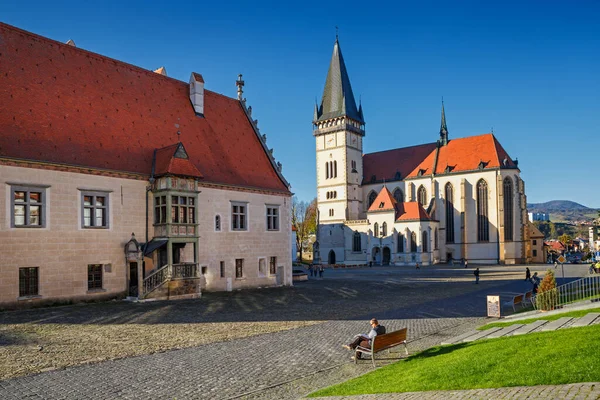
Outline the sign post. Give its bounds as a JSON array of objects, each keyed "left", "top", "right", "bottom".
[
  {"left": 487, "top": 295, "right": 501, "bottom": 318},
  {"left": 557, "top": 255, "right": 566, "bottom": 280}
]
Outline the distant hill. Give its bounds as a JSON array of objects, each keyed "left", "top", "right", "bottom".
[{"left": 527, "top": 200, "right": 598, "bottom": 223}]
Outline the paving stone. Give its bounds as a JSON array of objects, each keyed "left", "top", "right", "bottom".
[
  {"left": 486, "top": 324, "right": 524, "bottom": 339},
  {"left": 512, "top": 319, "right": 548, "bottom": 335},
  {"left": 462, "top": 327, "right": 503, "bottom": 342},
  {"left": 571, "top": 313, "right": 600, "bottom": 328},
  {"left": 540, "top": 317, "right": 573, "bottom": 332},
  {"left": 440, "top": 330, "right": 480, "bottom": 345}
]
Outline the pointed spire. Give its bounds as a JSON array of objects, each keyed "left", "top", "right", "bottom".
[
  {"left": 313, "top": 101, "right": 319, "bottom": 122},
  {"left": 314, "top": 38, "right": 363, "bottom": 124},
  {"left": 440, "top": 99, "right": 448, "bottom": 146}
]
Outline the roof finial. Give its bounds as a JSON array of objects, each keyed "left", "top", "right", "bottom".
[
  {"left": 335, "top": 26, "right": 339, "bottom": 41},
  {"left": 491, "top": 126, "right": 494, "bottom": 134},
  {"left": 175, "top": 118, "right": 181, "bottom": 142},
  {"left": 236, "top": 74, "right": 245, "bottom": 101}
]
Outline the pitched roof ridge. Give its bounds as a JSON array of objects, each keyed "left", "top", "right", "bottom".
[{"left": 363, "top": 142, "right": 437, "bottom": 157}]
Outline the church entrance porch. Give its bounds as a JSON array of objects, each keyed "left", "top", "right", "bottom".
[{"left": 382, "top": 247, "right": 391, "bottom": 265}]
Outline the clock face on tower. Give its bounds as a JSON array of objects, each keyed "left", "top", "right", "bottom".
[{"left": 326, "top": 136, "right": 335, "bottom": 147}]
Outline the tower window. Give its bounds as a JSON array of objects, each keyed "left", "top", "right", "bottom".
[
  {"left": 417, "top": 186, "right": 427, "bottom": 207},
  {"left": 445, "top": 183, "right": 454, "bottom": 243},
  {"left": 503, "top": 177, "right": 514, "bottom": 241},
  {"left": 477, "top": 179, "right": 489, "bottom": 242},
  {"left": 393, "top": 188, "right": 404, "bottom": 203}
]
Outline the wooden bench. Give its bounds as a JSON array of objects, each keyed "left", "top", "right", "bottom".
[
  {"left": 522, "top": 291, "right": 535, "bottom": 308},
  {"left": 502, "top": 294, "right": 524, "bottom": 312},
  {"left": 355, "top": 328, "right": 409, "bottom": 367}
]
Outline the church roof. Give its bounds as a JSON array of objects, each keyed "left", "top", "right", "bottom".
[
  {"left": 153, "top": 143, "right": 203, "bottom": 178},
  {"left": 396, "top": 202, "right": 432, "bottom": 222},
  {"left": 367, "top": 186, "right": 397, "bottom": 212},
  {"left": 406, "top": 133, "right": 517, "bottom": 178},
  {"left": 0, "top": 22, "right": 290, "bottom": 194},
  {"left": 362, "top": 143, "right": 438, "bottom": 184},
  {"left": 314, "top": 39, "right": 363, "bottom": 124}
]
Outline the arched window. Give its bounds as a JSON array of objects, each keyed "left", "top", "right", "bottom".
[
  {"left": 215, "top": 215, "right": 221, "bottom": 231},
  {"left": 445, "top": 183, "right": 454, "bottom": 243},
  {"left": 352, "top": 232, "right": 361, "bottom": 252},
  {"left": 397, "top": 234, "right": 404, "bottom": 252},
  {"left": 410, "top": 231, "right": 417, "bottom": 252},
  {"left": 503, "top": 177, "right": 514, "bottom": 241},
  {"left": 393, "top": 188, "right": 404, "bottom": 203},
  {"left": 434, "top": 228, "right": 439, "bottom": 250},
  {"left": 417, "top": 185, "right": 427, "bottom": 207},
  {"left": 374, "top": 223, "right": 379, "bottom": 237},
  {"left": 477, "top": 179, "right": 489, "bottom": 242},
  {"left": 325, "top": 162, "right": 329, "bottom": 179},
  {"left": 334, "top": 161, "right": 337, "bottom": 178},
  {"left": 381, "top": 222, "right": 387, "bottom": 237},
  {"left": 422, "top": 231, "right": 428, "bottom": 252},
  {"left": 367, "top": 191, "right": 377, "bottom": 208}
]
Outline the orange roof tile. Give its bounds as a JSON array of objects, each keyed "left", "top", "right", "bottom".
[
  {"left": 367, "top": 186, "right": 397, "bottom": 212},
  {"left": 406, "top": 133, "right": 517, "bottom": 178},
  {"left": 0, "top": 23, "right": 289, "bottom": 193},
  {"left": 396, "top": 202, "right": 432, "bottom": 221}
]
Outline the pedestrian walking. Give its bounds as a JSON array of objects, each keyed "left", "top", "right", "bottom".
[
  {"left": 308, "top": 264, "right": 314, "bottom": 277},
  {"left": 474, "top": 267, "right": 480, "bottom": 284},
  {"left": 319, "top": 265, "right": 324, "bottom": 278},
  {"left": 525, "top": 267, "right": 531, "bottom": 281},
  {"left": 531, "top": 272, "right": 540, "bottom": 293},
  {"left": 464, "top": 259, "right": 468, "bottom": 269},
  {"left": 416, "top": 262, "right": 420, "bottom": 269}
]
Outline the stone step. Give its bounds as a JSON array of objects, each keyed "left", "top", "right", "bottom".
[
  {"left": 463, "top": 327, "right": 503, "bottom": 342},
  {"left": 441, "top": 330, "right": 480, "bottom": 345},
  {"left": 540, "top": 317, "right": 573, "bottom": 332},
  {"left": 571, "top": 313, "right": 600, "bottom": 328},
  {"left": 486, "top": 324, "right": 525, "bottom": 339},
  {"left": 512, "top": 319, "right": 548, "bottom": 335}
]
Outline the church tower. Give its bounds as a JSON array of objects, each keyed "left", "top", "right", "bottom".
[{"left": 313, "top": 38, "right": 365, "bottom": 225}]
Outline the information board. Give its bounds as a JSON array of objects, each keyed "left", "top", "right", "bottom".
[{"left": 487, "top": 295, "right": 500, "bottom": 318}]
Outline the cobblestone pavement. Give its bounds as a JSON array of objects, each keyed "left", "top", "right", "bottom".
[{"left": 0, "top": 264, "right": 594, "bottom": 399}]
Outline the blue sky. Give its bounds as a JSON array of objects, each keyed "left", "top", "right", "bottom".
[{"left": 2, "top": 1, "right": 599, "bottom": 207}]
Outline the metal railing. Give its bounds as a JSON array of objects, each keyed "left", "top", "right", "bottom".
[
  {"left": 535, "top": 275, "right": 600, "bottom": 311},
  {"left": 143, "top": 264, "right": 170, "bottom": 295},
  {"left": 172, "top": 263, "right": 198, "bottom": 280}
]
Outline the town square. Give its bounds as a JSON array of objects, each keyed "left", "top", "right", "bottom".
[{"left": 1, "top": 1, "right": 600, "bottom": 399}]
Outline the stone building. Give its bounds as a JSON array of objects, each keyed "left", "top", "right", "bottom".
[
  {"left": 0, "top": 23, "right": 292, "bottom": 308},
  {"left": 313, "top": 39, "right": 527, "bottom": 266}
]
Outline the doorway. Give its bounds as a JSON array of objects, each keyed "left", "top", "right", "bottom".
[
  {"left": 372, "top": 247, "right": 381, "bottom": 265},
  {"left": 382, "top": 247, "right": 391, "bottom": 265},
  {"left": 128, "top": 262, "right": 138, "bottom": 297},
  {"left": 447, "top": 253, "right": 453, "bottom": 264},
  {"left": 328, "top": 249, "right": 336, "bottom": 264}
]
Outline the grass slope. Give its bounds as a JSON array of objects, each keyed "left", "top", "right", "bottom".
[
  {"left": 479, "top": 308, "right": 600, "bottom": 330},
  {"left": 309, "top": 325, "right": 600, "bottom": 397}
]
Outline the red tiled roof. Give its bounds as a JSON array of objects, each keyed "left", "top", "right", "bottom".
[
  {"left": 154, "top": 143, "right": 203, "bottom": 178},
  {"left": 367, "top": 186, "right": 397, "bottom": 212},
  {"left": 0, "top": 23, "right": 289, "bottom": 193},
  {"left": 544, "top": 241, "right": 565, "bottom": 251},
  {"left": 396, "top": 202, "right": 431, "bottom": 221},
  {"left": 362, "top": 143, "right": 437, "bottom": 184},
  {"left": 406, "top": 133, "right": 517, "bottom": 178}
]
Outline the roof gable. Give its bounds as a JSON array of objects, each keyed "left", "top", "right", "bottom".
[
  {"left": 396, "top": 202, "right": 431, "bottom": 221},
  {"left": 0, "top": 22, "right": 289, "bottom": 193},
  {"left": 367, "top": 186, "right": 397, "bottom": 212},
  {"left": 154, "top": 143, "right": 203, "bottom": 178},
  {"left": 363, "top": 143, "right": 437, "bottom": 184}
]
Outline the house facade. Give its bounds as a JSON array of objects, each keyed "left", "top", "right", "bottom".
[
  {"left": 0, "top": 23, "right": 292, "bottom": 308},
  {"left": 313, "top": 39, "right": 527, "bottom": 266}
]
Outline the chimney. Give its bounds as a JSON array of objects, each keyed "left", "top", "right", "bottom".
[{"left": 189, "top": 72, "right": 205, "bottom": 116}]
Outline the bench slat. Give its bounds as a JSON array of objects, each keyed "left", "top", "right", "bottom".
[{"left": 372, "top": 328, "right": 407, "bottom": 352}]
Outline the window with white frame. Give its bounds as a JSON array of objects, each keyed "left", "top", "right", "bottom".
[
  {"left": 266, "top": 206, "right": 279, "bottom": 231},
  {"left": 81, "top": 191, "right": 109, "bottom": 228},
  {"left": 87, "top": 264, "right": 103, "bottom": 290},
  {"left": 235, "top": 258, "right": 244, "bottom": 278},
  {"left": 11, "top": 185, "right": 46, "bottom": 228},
  {"left": 232, "top": 202, "right": 248, "bottom": 231}
]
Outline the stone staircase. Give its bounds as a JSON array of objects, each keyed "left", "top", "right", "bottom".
[{"left": 441, "top": 313, "right": 600, "bottom": 345}]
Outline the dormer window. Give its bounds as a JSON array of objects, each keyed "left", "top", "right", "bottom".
[
  {"left": 379, "top": 202, "right": 385, "bottom": 209},
  {"left": 444, "top": 165, "right": 455, "bottom": 174},
  {"left": 417, "top": 169, "right": 426, "bottom": 177},
  {"left": 478, "top": 161, "right": 489, "bottom": 170},
  {"left": 370, "top": 175, "right": 377, "bottom": 183},
  {"left": 394, "top": 171, "right": 401, "bottom": 180}
]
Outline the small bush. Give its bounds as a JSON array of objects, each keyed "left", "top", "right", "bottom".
[{"left": 536, "top": 269, "right": 558, "bottom": 311}]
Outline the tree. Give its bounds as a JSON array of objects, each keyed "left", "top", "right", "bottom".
[
  {"left": 558, "top": 233, "right": 572, "bottom": 251},
  {"left": 536, "top": 269, "right": 558, "bottom": 311},
  {"left": 292, "top": 196, "right": 317, "bottom": 262}
]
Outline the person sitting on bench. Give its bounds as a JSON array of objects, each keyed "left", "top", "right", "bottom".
[{"left": 343, "top": 318, "right": 386, "bottom": 359}]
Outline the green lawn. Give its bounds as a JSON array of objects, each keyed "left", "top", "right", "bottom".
[
  {"left": 479, "top": 307, "right": 600, "bottom": 330},
  {"left": 309, "top": 324, "right": 600, "bottom": 397}
]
